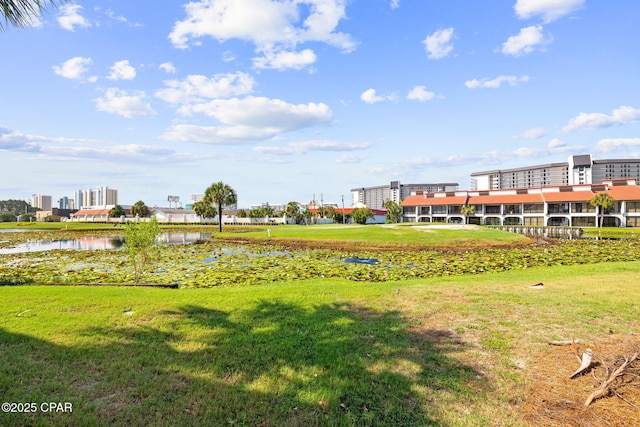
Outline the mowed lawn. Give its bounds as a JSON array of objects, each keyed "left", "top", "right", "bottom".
[{"left": 2, "top": 262, "right": 639, "bottom": 426}]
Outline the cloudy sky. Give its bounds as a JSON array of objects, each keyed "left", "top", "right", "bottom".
[{"left": 1, "top": 0, "right": 639, "bottom": 208}]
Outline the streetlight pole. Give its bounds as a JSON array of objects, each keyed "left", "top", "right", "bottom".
[{"left": 341, "top": 195, "right": 345, "bottom": 224}]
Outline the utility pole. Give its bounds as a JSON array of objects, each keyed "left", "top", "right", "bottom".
[{"left": 341, "top": 195, "right": 345, "bottom": 224}]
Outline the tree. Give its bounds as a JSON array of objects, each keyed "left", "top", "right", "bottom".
[
  {"left": 0, "top": 199, "right": 30, "bottom": 214},
  {"left": 204, "top": 181, "right": 237, "bottom": 233},
  {"left": 589, "top": 193, "right": 616, "bottom": 228},
  {"left": 383, "top": 200, "right": 402, "bottom": 223},
  {"left": 351, "top": 207, "right": 374, "bottom": 225},
  {"left": 192, "top": 200, "right": 216, "bottom": 219},
  {"left": 237, "top": 209, "right": 247, "bottom": 218},
  {"left": 302, "top": 208, "right": 313, "bottom": 224},
  {"left": 124, "top": 217, "right": 160, "bottom": 284},
  {"left": 284, "top": 201, "right": 302, "bottom": 224},
  {"left": 460, "top": 205, "right": 476, "bottom": 225},
  {"left": 1, "top": 0, "right": 62, "bottom": 30},
  {"left": 109, "top": 205, "right": 126, "bottom": 218},
  {"left": 130, "top": 200, "right": 150, "bottom": 218}
]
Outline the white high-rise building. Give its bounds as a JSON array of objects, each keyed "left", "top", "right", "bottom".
[
  {"left": 31, "top": 194, "right": 52, "bottom": 211},
  {"left": 75, "top": 187, "right": 118, "bottom": 209}
]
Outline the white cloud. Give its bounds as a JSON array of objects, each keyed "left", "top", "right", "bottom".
[
  {"left": 94, "top": 88, "right": 157, "bottom": 118},
  {"left": 501, "top": 25, "right": 552, "bottom": 56},
  {"left": 361, "top": 89, "right": 383, "bottom": 104},
  {"left": 108, "top": 60, "right": 136, "bottom": 81},
  {"left": 336, "top": 154, "right": 365, "bottom": 163},
  {"left": 0, "top": 126, "right": 211, "bottom": 165},
  {"left": 253, "top": 140, "right": 371, "bottom": 155},
  {"left": 407, "top": 86, "right": 435, "bottom": 102},
  {"left": 57, "top": 4, "right": 91, "bottom": 31},
  {"left": 360, "top": 88, "right": 395, "bottom": 104},
  {"left": 168, "top": 0, "right": 355, "bottom": 71},
  {"left": 547, "top": 138, "right": 567, "bottom": 149},
  {"left": 595, "top": 138, "right": 640, "bottom": 153},
  {"left": 370, "top": 140, "right": 582, "bottom": 175},
  {"left": 162, "top": 96, "right": 333, "bottom": 144},
  {"left": 562, "top": 106, "right": 640, "bottom": 132},
  {"left": 160, "top": 124, "right": 275, "bottom": 144},
  {"left": 390, "top": 0, "right": 400, "bottom": 9},
  {"left": 222, "top": 51, "right": 236, "bottom": 62},
  {"left": 156, "top": 72, "right": 255, "bottom": 104},
  {"left": 514, "top": 0, "right": 585, "bottom": 23},
  {"left": 103, "top": 8, "right": 141, "bottom": 27},
  {"left": 52, "top": 56, "right": 93, "bottom": 80},
  {"left": 159, "top": 62, "right": 177, "bottom": 74},
  {"left": 181, "top": 96, "right": 332, "bottom": 128},
  {"left": 253, "top": 49, "right": 317, "bottom": 70},
  {"left": 465, "top": 75, "right": 530, "bottom": 89},
  {"left": 514, "top": 127, "right": 546, "bottom": 139},
  {"left": 423, "top": 27, "right": 454, "bottom": 59}
]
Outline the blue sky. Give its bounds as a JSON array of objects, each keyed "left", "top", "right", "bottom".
[{"left": 1, "top": 0, "right": 639, "bottom": 208}]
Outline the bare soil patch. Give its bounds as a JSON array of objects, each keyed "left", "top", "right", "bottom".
[{"left": 520, "top": 335, "right": 640, "bottom": 426}]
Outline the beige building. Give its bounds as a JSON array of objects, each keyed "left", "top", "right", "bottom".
[
  {"left": 351, "top": 181, "right": 458, "bottom": 209},
  {"left": 471, "top": 154, "right": 640, "bottom": 191}
]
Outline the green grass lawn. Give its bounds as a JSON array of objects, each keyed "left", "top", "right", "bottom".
[{"left": 2, "top": 262, "right": 639, "bottom": 426}]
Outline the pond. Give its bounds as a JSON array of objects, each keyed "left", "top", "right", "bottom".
[{"left": 0, "top": 232, "right": 211, "bottom": 254}]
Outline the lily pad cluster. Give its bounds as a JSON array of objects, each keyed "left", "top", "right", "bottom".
[{"left": 1, "top": 235, "right": 640, "bottom": 287}]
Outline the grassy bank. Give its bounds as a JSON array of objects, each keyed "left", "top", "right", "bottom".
[{"left": 1, "top": 262, "right": 639, "bottom": 426}]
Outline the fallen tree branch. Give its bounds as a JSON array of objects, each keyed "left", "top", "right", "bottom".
[
  {"left": 585, "top": 351, "right": 639, "bottom": 406},
  {"left": 570, "top": 349, "right": 593, "bottom": 379},
  {"left": 545, "top": 339, "right": 582, "bottom": 346}
]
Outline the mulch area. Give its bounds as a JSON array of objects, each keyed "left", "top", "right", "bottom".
[{"left": 520, "top": 334, "right": 640, "bottom": 426}]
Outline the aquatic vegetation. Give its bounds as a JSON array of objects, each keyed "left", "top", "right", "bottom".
[{"left": 1, "top": 236, "right": 639, "bottom": 287}]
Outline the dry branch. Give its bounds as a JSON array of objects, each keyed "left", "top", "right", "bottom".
[
  {"left": 585, "top": 351, "right": 639, "bottom": 406},
  {"left": 570, "top": 349, "right": 593, "bottom": 379}
]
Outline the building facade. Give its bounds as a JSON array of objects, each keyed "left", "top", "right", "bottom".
[
  {"left": 351, "top": 181, "right": 459, "bottom": 209},
  {"left": 31, "top": 194, "right": 52, "bottom": 211},
  {"left": 472, "top": 154, "right": 640, "bottom": 191},
  {"left": 74, "top": 186, "right": 118, "bottom": 209},
  {"left": 402, "top": 179, "right": 640, "bottom": 227}
]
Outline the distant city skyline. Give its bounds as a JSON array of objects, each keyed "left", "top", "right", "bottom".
[{"left": 1, "top": 1, "right": 639, "bottom": 207}]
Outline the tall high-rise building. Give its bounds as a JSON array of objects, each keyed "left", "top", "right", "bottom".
[
  {"left": 31, "top": 194, "right": 52, "bottom": 211},
  {"left": 74, "top": 187, "right": 118, "bottom": 209}
]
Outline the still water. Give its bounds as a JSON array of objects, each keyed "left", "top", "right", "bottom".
[{"left": 0, "top": 232, "right": 210, "bottom": 254}]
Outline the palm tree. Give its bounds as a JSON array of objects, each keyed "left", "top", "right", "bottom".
[
  {"left": 204, "top": 181, "right": 237, "bottom": 233},
  {"left": 1, "top": 0, "right": 62, "bottom": 30},
  {"left": 284, "top": 201, "right": 301, "bottom": 224},
  {"left": 192, "top": 200, "right": 216, "bottom": 220},
  {"left": 589, "top": 193, "right": 616, "bottom": 228},
  {"left": 383, "top": 200, "right": 402, "bottom": 223},
  {"left": 130, "top": 200, "right": 150, "bottom": 218},
  {"left": 109, "top": 204, "right": 126, "bottom": 218},
  {"left": 460, "top": 205, "right": 476, "bottom": 225}
]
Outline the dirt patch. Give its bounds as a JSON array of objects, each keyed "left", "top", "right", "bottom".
[{"left": 520, "top": 335, "right": 640, "bottom": 426}]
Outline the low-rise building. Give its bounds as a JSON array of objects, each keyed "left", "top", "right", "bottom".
[{"left": 402, "top": 179, "right": 640, "bottom": 227}]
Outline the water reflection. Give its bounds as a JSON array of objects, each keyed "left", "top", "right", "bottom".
[{"left": 0, "top": 232, "right": 210, "bottom": 254}]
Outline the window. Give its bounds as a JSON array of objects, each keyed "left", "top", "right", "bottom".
[{"left": 523, "top": 204, "right": 544, "bottom": 214}]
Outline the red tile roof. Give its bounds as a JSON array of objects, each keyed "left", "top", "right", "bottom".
[
  {"left": 468, "top": 193, "right": 543, "bottom": 205},
  {"left": 401, "top": 182, "right": 640, "bottom": 207},
  {"left": 73, "top": 209, "right": 111, "bottom": 216},
  {"left": 604, "top": 185, "right": 640, "bottom": 201},
  {"left": 541, "top": 190, "right": 594, "bottom": 202}
]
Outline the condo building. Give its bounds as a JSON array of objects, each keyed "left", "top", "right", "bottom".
[
  {"left": 74, "top": 186, "right": 118, "bottom": 209},
  {"left": 351, "top": 181, "right": 459, "bottom": 210},
  {"left": 471, "top": 154, "right": 640, "bottom": 191},
  {"left": 402, "top": 179, "right": 640, "bottom": 227}
]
